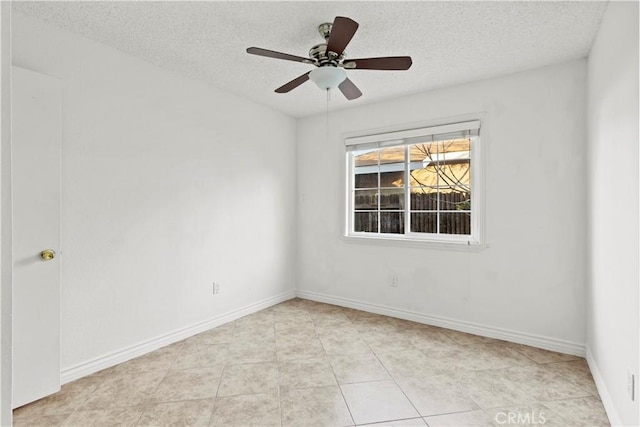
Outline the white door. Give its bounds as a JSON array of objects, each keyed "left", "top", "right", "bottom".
[{"left": 12, "top": 66, "right": 61, "bottom": 408}]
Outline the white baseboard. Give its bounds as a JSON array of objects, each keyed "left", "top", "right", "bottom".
[
  {"left": 60, "top": 290, "right": 296, "bottom": 385},
  {"left": 296, "top": 290, "right": 586, "bottom": 357},
  {"left": 586, "top": 348, "right": 622, "bottom": 426}
]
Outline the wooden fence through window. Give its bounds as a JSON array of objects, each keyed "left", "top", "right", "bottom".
[{"left": 354, "top": 192, "right": 471, "bottom": 235}]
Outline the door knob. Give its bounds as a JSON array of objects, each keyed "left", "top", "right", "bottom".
[{"left": 39, "top": 249, "right": 55, "bottom": 261}]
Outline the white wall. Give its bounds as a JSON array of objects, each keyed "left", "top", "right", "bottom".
[
  {"left": 11, "top": 12, "right": 297, "bottom": 373},
  {"left": 297, "top": 60, "right": 588, "bottom": 352},
  {"left": 586, "top": 2, "right": 639, "bottom": 426},
  {"left": 0, "top": 3, "right": 12, "bottom": 426}
]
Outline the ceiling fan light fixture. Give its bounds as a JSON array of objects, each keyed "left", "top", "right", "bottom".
[{"left": 309, "top": 66, "right": 347, "bottom": 90}]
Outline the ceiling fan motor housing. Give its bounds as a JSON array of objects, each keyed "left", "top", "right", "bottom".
[{"left": 309, "top": 43, "right": 343, "bottom": 66}]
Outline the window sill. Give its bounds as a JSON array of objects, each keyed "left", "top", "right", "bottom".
[{"left": 341, "top": 234, "right": 488, "bottom": 252}]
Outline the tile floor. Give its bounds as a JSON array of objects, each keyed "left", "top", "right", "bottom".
[{"left": 13, "top": 298, "right": 610, "bottom": 426}]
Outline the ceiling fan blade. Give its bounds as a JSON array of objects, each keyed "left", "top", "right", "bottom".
[
  {"left": 326, "top": 16, "right": 359, "bottom": 57},
  {"left": 338, "top": 78, "right": 362, "bottom": 100},
  {"left": 343, "top": 56, "right": 413, "bottom": 70},
  {"left": 247, "top": 47, "right": 313, "bottom": 64},
  {"left": 275, "top": 72, "right": 311, "bottom": 93}
]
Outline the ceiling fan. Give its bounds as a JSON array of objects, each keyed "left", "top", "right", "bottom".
[{"left": 246, "top": 16, "right": 413, "bottom": 100}]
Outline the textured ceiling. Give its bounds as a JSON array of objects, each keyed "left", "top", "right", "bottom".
[{"left": 13, "top": 1, "right": 607, "bottom": 118}]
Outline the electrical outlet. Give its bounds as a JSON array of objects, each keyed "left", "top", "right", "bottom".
[
  {"left": 212, "top": 282, "right": 221, "bottom": 295},
  {"left": 627, "top": 369, "right": 635, "bottom": 401},
  {"left": 390, "top": 276, "right": 399, "bottom": 288}
]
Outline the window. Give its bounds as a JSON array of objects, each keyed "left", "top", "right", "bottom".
[{"left": 345, "top": 120, "right": 482, "bottom": 244}]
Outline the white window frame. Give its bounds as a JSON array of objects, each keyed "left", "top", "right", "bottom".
[{"left": 344, "top": 118, "right": 484, "bottom": 247}]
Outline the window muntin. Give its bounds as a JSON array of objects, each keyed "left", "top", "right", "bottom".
[{"left": 346, "top": 121, "right": 480, "bottom": 243}]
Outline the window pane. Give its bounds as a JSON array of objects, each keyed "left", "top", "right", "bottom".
[
  {"left": 439, "top": 138, "right": 470, "bottom": 155},
  {"left": 355, "top": 172, "right": 377, "bottom": 189},
  {"left": 352, "top": 149, "right": 378, "bottom": 167},
  {"left": 380, "top": 170, "right": 404, "bottom": 187},
  {"left": 377, "top": 146, "right": 403, "bottom": 188},
  {"left": 354, "top": 212, "right": 378, "bottom": 233},
  {"left": 410, "top": 212, "right": 437, "bottom": 233},
  {"left": 410, "top": 191, "right": 438, "bottom": 211},
  {"left": 380, "top": 188, "right": 404, "bottom": 210},
  {"left": 379, "top": 146, "right": 405, "bottom": 165},
  {"left": 439, "top": 188, "right": 471, "bottom": 211},
  {"left": 409, "top": 142, "right": 436, "bottom": 162},
  {"left": 354, "top": 190, "right": 377, "bottom": 210},
  {"left": 435, "top": 161, "right": 470, "bottom": 190},
  {"left": 439, "top": 212, "right": 471, "bottom": 235},
  {"left": 409, "top": 144, "right": 438, "bottom": 188},
  {"left": 380, "top": 211, "right": 404, "bottom": 234}
]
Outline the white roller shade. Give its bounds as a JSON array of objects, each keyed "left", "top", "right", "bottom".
[{"left": 345, "top": 120, "right": 480, "bottom": 151}]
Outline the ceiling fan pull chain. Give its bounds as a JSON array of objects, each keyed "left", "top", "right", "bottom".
[{"left": 326, "top": 89, "right": 330, "bottom": 137}]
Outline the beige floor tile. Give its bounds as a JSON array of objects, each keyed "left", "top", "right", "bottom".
[
  {"left": 540, "top": 359, "right": 598, "bottom": 396},
  {"left": 13, "top": 375, "right": 105, "bottom": 419},
  {"left": 271, "top": 302, "right": 310, "bottom": 315},
  {"left": 542, "top": 396, "right": 611, "bottom": 426},
  {"left": 217, "top": 362, "right": 278, "bottom": 397},
  {"left": 362, "top": 418, "right": 426, "bottom": 426},
  {"left": 395, "top": 374, "right": 480, "bottom": 416},
  {"left": 400, "top": 328, "right": 459, "bottom": 352},
  {"left": 439, "top": 329, "right": 500, "bottom": 346},
  {"left": 424, "top": 410, "right": 493, "bottom": 427},
  {"left": 183, "top": 323, "right": 235, "bottom": 347},
  {"left": 210, "top": 393, "right": 281, "bottom": 427},
  {"left": 502, "top": 365, "right": 592, "bottom": 402},
  {"left": 234, "top": 311, "right": 276, "bottom": 327},
  {"left": 309, "top": 309, "right": 351, "bottom": 322},
  {"left": 151, "top": 368, "right": 221, "bottom": 403},
  {"left": 486, "top": 403, "right": 569, "bottom": 426},
  {"left": 276, "top": 330, "right": 319, "bottom": 345},
  {"left": 352, "top": 319, "right": 399, "bottom": 334},
  {"left": 276, "top": 337, "right": 326, "bottom": 361},
  {"left": 318, "top": 332, "right": 371, "bottom": 355},
  {"left": 329, "top": 352, "right": 391, "bottom": 384},
  {"left": 280, "top": 385, "right": 353, "bottom": 427},
  {"left": 315, "top": 323, "right": 362, "bottom": 337},
  {"left": 425, "top": 342, "right": 535, "bottom": 372},
  {"left": 61, "top": 407, "right": 143, "bottom": 427},
  {"left": 110, "top": 342, "right": 183, "bottom": 375},
  {"left": 13, "top": 412, "right": 72, "bottom": 427},
  {"left": 386, "top": 317, "right": 432, "bottom": 330},
  {"left": 313, "top": 317, "right": 355, "bottom": 330},
  {"left": 276, "top": 325, "right": 315, "bottom": 339},
  {"left": 232, "top": 324, "right": 275, "bottom": 342},
  {"left": 360, "top": 330, "right": 417, "bottom": 354},
  {"left": 506, "top": 343, "right": 581, "bottom": 364},
  {"left": 340, "top": 380, "right": 419, "bottom": 425},
  {"left": 225, "top": 340, "right": 277, "bottom": 365},
  {"left": 137, "top": 399, "right": 214, "bottom": 427},
  {"left": 308, "top": 305, "right": 344, "bottom": 315},
  {"left": 455, "top": 369, "right": 527, "bottom": 408},
  {"left": 345, "top": 311, "right": 391, "bottom": 323},
  {"left": 278, "top": 356, "right": 337, "bottom": 389},
  {"left": 171, "top": 344, "right": 228, "bottom": 371},
  {"left": 275, "top": 320, "right": 316, "bottom": 336},
  {"left": 81, "top": 370, "right": 166, "bottom": 409},
  {"left": 377, "top": 349, "right": 447, "bottom": 379}
]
